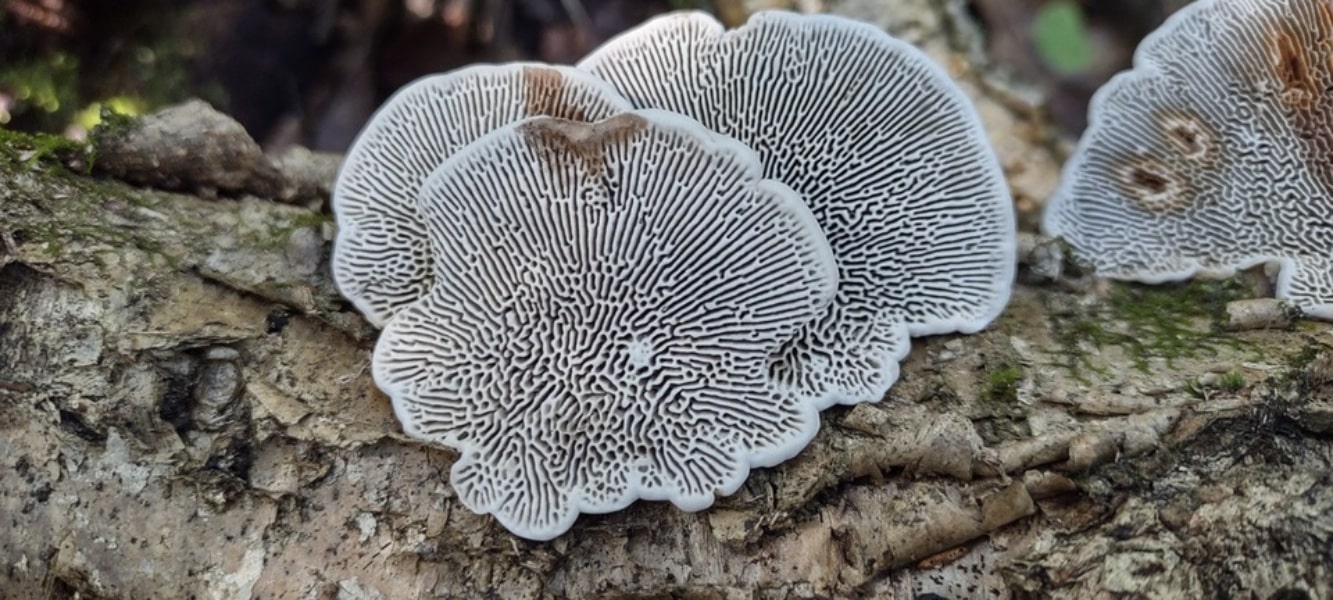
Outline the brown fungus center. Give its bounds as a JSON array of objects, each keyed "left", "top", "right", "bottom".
[
  {"left": 521, "top": 66, "right": 591, "bottom": 122},
  {"left": 519, "top": 113, "right": 648, "bottom": 186},
  {"left": 1270, "top": 2, "right": 1333, "bottom": 194}
]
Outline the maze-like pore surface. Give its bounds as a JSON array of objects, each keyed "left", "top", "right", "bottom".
[
  {"left": 1043, "top": 0, "right": 1333, "bottom": 319},
  {"left": 580, "top": 11, "right": 1016, "bottom": 405},
  {"left": 373, "top": 110, "right": 839, "bottom": 541},
  {"left": 332, "top": 64, "right": 631, "bottom": 326}
]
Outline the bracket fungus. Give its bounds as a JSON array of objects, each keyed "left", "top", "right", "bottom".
[
  {"left": 372, "top": 109, "right": 839, "bottom": 540},
  {"left": 331, "top": 63, "right": 633, "bottom": 327},
  {"left": 1043, "top": 0, "right": 1333, "bottom": 318},
  {"left": 579, "top": 11, "right": 1016, "bottom": 406}
]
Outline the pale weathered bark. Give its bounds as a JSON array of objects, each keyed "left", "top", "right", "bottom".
[{"left": 2, "top": 1, "right": 1331, "bottom": 598}]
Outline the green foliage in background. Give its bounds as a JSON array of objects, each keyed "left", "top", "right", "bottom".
[
  {"left": 1033, "top": 0, "right": 1095, "bottom": 75},
  {"left": 72, "top": 97, "right": 147, "bottom": 131},
  {"left": 0, "top": 51, "right": 80, "bottom": 126},
  {"left": 0, "top": 10, "right": 193, "bottom": 134}
]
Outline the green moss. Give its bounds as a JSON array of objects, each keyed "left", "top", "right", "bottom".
[
  {"left": 1104, "top": 279, "right": 1247, "bottom": 365},
  {"left": 0, "top": 127, "right": 183, "bottom": 271},
  {"left": 1186, "top": 369, "right": 1248, "bottom": 398},
  {"left": 1281, "top": 338, "right": 1331, "bottom": 372},
  {"left": 985, "top": 364, "right": 1024, "bottom": 403},
  {"left": 971, "top": 357, "right": 1031, "bottom": 444},
  {"left": 27, "top": 203, "right": 128, "bottom": 255},
  {"left": 0, "top": 127, "right": 90, "bottom": 172},
  {"left": 73, "top": 96, "right": 146, "bottom": 131},
  {"left": 248, "top": 211, "right": 333, "bottom": 251},
  {"left": 18, "top": 193, "right": 184, "bottom": 274},
  {"left": 284, "top": 211, "right": 334, "bottom": 232},
  {"left": 1046, "top": 278, "right": 1252, "bottom": 381},
  {"left": 89, "top": 106, "right": 141, "bottom": 147},
  {"left": 1219, "top": 370, "right": 1246, "bottom": 391}
]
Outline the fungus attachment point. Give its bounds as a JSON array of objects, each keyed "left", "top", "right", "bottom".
[
  {"left": 331, "top": 64, "right": 633, "bottom": 327},
  {"left": 1043, "top": 0, "right": 1333, "bottom": 318},
  {"left": 373, "top": 110, "right": 839, "bottom": 541},
  {"left": 580, "top": 11, "right": 1016, "bottom": 406}
]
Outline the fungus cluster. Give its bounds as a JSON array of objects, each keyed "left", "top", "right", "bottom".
[
  {"left": 1043, "top": 0, "right": 1333, "bottom": 318},
  {"left": 332, "top": 11, "right": 1015, "bottom": 540},
  {"left": 581, "top": 11, "right": 1015, "bottom": 405}
]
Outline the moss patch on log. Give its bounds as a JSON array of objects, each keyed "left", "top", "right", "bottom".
[{"left": 1044, "top": 278, "right": 1255, "bottom": 382}]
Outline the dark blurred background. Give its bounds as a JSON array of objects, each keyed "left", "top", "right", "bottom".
[{"left": 0, "top": 0, "right": 1192, "bottom": 152}]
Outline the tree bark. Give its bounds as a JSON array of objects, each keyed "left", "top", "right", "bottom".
[{"left": 2, "top": 1, "right": 1331, "bottom": 598}]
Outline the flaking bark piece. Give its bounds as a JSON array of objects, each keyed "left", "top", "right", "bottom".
[
  {"left": 1043, "top": 0, "right": 1333, "bottom": 319},
  {"left": 579, "top": 11, "right": 1016, "bottom": 406},
  {"left": 92, "top": 99, "right": 284, "bottom": 198},
  {"left": 373, "top": 110, "right": 839, "bottom": 541},
  {"left": 331, "top": 63, "right": 633, "bottom": 327}
]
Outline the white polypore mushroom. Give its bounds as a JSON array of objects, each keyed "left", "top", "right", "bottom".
[
  {"left": 373, "top": 109, "right": 839, "bottom": 541},
  {"left": 1043, "top": 0, "right": 1333, "bottom": 318},
  {"left": 579, "top": 11, "right": 1016, "bottom": 406},
  {"left": 331, "top": 63, "right": 633, "bottom": 326}
]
